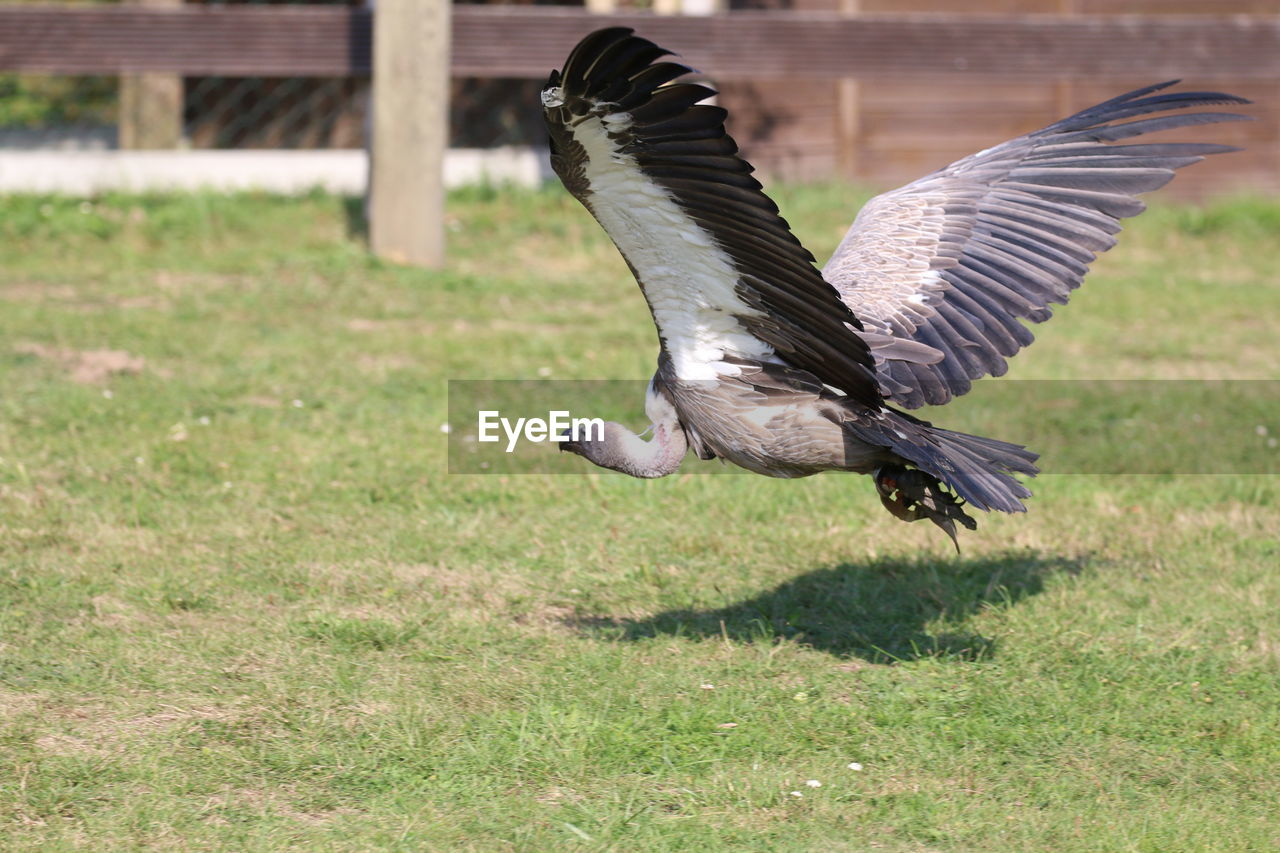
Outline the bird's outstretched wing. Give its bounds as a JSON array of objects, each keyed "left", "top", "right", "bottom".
[
  {"left": 823, "top": 83, "right": 1251, "bottom": 408},
  {"left": 543, "top": 27, "right": 880, "bottom": 408}
]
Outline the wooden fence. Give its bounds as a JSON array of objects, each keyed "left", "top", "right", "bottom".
[
  {"left": 3, "top": 5, "right": 1279, "bottom": 79},
  {"left": 1, "top": 3, "right": 1277, "bottom": 262}
]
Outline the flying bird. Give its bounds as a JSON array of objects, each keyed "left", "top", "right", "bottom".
[{"left": 541, "top": 27, "right": 1250, "bottom": 545}]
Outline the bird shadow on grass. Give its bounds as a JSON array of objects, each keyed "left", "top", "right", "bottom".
[{"left": 574, "top": 550, "right": 1088, "bottom": 663}]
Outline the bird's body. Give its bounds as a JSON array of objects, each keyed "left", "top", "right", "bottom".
[
  {"left": 542, "top": 27, "right": 1250, "bottom": 543},
  {"left": 653, "top": 360, "right": 889, "bottom": 479}
]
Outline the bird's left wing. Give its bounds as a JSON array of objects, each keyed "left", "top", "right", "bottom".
[
  {"left": 822, "top": 82, "right": 1251, "bottom": 408},
  {"left": 542, "top": 27, "right": 880, "bottom": 408}
]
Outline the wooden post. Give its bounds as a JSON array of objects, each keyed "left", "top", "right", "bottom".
[
  {"left": 370, "top": 0, "right": 449, "bottom": 267},
  {"left": 1054, "top": 0, "right": 1078, "bottom": 123},
  {"left": 836, "top": 0, "right": 861, "bottom": 183},
  {"left": 118, "top": 0, "right": 183, "bottom": 149}
]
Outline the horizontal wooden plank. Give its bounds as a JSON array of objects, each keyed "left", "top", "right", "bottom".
[
  {"left": 0, "top": 6, "right": 372, "bottom": 76},
  {"left": 1074, "top": 0, "right": 1280, "bottom": 15},
  {"left": 456, "top": 7, "right": 1280, "bottom": 80},
  {"left": 858, "top": 0, "right": 1062, "bottom": 13},
  {"left": 1, "top": 5, "right": 1279, "bottom": 80},
  {"left": 860, "top": 0, "right": 1280, "bottom": 13}
]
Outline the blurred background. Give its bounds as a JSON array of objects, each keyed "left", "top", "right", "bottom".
[{"left": 0, "top": 0, "right": 1275, "bottom": 199}]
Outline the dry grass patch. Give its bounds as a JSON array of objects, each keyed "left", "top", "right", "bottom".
[
  {"left": 535, "top": 786, "right": 586, "bottom": 805},
  {"left": 354, "top": 353, "right": 416, "bottom": 376},
  {"left": 388, "top": 562, "right": 534, "bottom": 608},
  {"left": 1, "top": 283, "right": 169, "bottom": 312},
  {"left": 0, "top": 282, "right": 81, "bottom": 303},
  {"left": 0, "top": 693, "right": 46, "bottom": 720},
  {"left": 84, "top": 594, "right": 153, "bottom": 630},
  {"left": 201, "top": 786, "right": 363, "bottom": 827},
  {"left": 151, "top": 270, "right": 251, "bottom": 294},
  {"left": 13, "top": 342, "right": 148, "bottom": 385},
  {"left": 23, "top": 700, "right": 265, "bottom": 760}
]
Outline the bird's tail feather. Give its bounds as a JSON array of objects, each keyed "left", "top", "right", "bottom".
[
  {"left": 880, "top": 414, "right": 1040, "bottom": 514},
  {"left": 872, "top": 419, "right": 1038, "bottom": 547}
]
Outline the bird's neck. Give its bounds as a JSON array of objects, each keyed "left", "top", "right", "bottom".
[{"left": 598, "top": 420, "right": 688, "bottom": 479}]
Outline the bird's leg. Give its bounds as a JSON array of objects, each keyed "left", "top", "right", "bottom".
[{"left": 874, "top": 465, "right": 977, "bottom": 552}]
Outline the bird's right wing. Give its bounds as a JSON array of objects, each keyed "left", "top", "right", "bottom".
[
  {"left": 823, "top": 82, "right": 1251, "bottom": 408},
  {"left": 543, "top": 28, "right": 881, "bottom": 409}
]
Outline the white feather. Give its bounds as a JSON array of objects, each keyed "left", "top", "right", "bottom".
[
  {"left": 564, "top": 106, "right": 774, "bottom": 380},
  {"left": 643, "top": 376, "right": 673, "bottom": 422}
]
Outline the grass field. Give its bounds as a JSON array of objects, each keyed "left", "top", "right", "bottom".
[{"left": 1, "top": 186, "right": 1278, "bottom": 851}]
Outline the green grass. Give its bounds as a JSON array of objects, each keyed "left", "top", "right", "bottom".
[{"left": 1, "top": 186, "right": 1278, "bottom": 851}]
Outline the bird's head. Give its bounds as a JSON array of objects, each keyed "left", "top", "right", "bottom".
[
  {"left": 555, "top": 430, "right": 592, "bottom": 458},
  {"left": 557, "top": 420, "right": 625, "bottom": 468}
]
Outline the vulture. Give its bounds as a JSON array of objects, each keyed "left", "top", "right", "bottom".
[{"left": 541, "top": 27, "right": 1250, "bottom": 545}]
